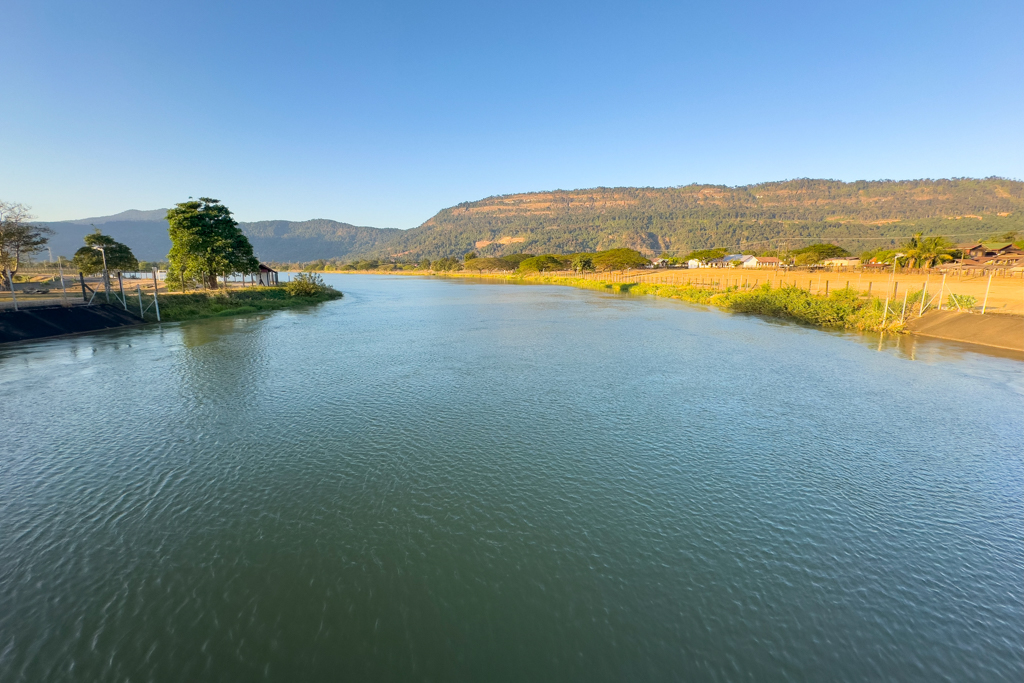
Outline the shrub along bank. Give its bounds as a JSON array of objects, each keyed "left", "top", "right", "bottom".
[{"left": 145, "top": 284, "right": 342, "bottom": 323}]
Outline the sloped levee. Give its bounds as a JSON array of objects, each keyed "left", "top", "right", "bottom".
[
  {"left": 0, "top": 305, "right": 143, "bottom": 344},
  {"left": 906, "top": 310, "right": 1024, "bottom": 352}
]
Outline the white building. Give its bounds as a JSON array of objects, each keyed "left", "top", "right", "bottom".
[{"left": 742, "top": 256, "right": 781, "bottom": 268}]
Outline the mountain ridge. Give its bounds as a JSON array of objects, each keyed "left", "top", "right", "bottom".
[
  {"left": 31, "top": 178, "right": 1023, "bottom": 264},
  {"left": 367, "top": 178, "right": 1022, "bottom": 261}
]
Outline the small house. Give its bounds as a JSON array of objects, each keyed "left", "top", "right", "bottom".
[{"left": 256, "top": 264, "right": 279, "bottom": 286}]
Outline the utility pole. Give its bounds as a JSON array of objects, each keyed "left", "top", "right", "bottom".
[
  {"left": 151, "top": 267, "right": 161, "bottom": 321},
  {"left": 5, "top": 267, "right": 17, "bottom": 311},
  {"left": 92, "top": 246, "right": 110, "bottom": 303},
  {"left": 57, "top": 256, "right": 68, "bottom": 305},
  {"left": 981, "top": 271, "right": 993, "bottom": 314}
]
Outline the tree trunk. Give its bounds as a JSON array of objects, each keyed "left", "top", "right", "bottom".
[{"left": 208, "top": 272, "right": 218, "bottom": 289}]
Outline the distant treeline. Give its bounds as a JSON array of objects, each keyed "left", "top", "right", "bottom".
[
  {"left": 271, "top": 222, "right": 1023, "bottom": 273},
  {"left": 269, "top": 248, "right": 652, "bottom": 273}
]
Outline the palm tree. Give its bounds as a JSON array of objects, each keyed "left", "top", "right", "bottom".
[{"left": 902, "top": 233, "right": 954, "bottom": 268}]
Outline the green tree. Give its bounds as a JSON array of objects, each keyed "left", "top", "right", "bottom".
[
  {"left": 465, "top": 257, "right": 512, "bottom": 272},
  {"left": 591, "top": 248, "right": 649, "bottom": 271},
  {"left": 501, "top": 253, "right": 535, "bottom": 267},
  {"left": 571, "top": 254, "right": 595, "bottom": 274},
  {"left": 791, "top": 243, "right": 849, "bottom": 264},
  {"left": 431, "top": 256, "right": 462, "bottom": 271},
  {"left": 72, "top": 229, "right": 139, "bottom": 275},
  {"left": 518, "top": 255, "right": 565, "bottom": 273},
  {"left": 902, "top": 233, "right": 954, "bottom": 268},
  {"left": 0, "top": 201, "right": 50, "bottom": 287},
  {"left": 683, "top": 248, "right": 728, "bottom": 264},
  {"left": 419, "top": 258, "right": 431, "bottom": 269},
  {"left": 166, "top": 198, "right": 259, "bottom": 290}
]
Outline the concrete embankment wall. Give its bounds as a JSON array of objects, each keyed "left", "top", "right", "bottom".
[
  {"left": 907, "top": 310, "right": 1023, "bottom": 352},
  {"left": 0, "top": 305, "right": 143, "bottom": 344}
]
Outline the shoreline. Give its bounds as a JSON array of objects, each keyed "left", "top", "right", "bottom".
[
  {"left": 0, "top": 287, "right": 343, "bottom": 344},
  {"left": 336, "top": 270, "right": 911, "bottom": 333},
  {"left": 138, "top": 287, "right": 343, "bottom": 323},
  {"left": 329, "top": 270, "right": 1023, "bottom": 351}
]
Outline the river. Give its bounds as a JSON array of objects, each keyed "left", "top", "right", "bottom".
[{"left": 2, "top": 274, "right": 1022, "bottom": 681}]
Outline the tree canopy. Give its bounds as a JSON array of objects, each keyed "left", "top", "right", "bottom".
[
  {"left": 791, "top": 243, "right": 849, "bottom": 265},
  {"left": 518, "top": 255, "right": 566, "bottom": 273},
  {"left": 591, "top": 248, "right": 649, "bottom": 271},
  {"left": 902, "top": 233, "right": 954, "bottom": 268},
  {"left": 0, "top": 201, "right": 50, "bottom": 286},
  {"left": 571, "top": 254, "right": 595, "bottom": 273},
  {"left": 464, "top": 257, "right": 514, "bottom": 272},
  {"left": 683, "top": 248, "right": 728, "bottom": 263},
  {"left": 166, "top": 198, "right": 259, "bottom": 289},
  {"left": 72, "top": 229, "right": 139, "bottom": 274}
]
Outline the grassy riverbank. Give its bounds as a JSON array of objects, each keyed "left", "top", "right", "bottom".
[
  {"left": 434, "top": 272, "right": 906, "bottom": 332},
  {"left": 144, "top": 287, "right": 343, "bottom": 323}
]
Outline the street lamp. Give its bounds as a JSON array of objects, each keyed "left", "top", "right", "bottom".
[{"left": 92, "top": 245, "right": 110, "bottom": 302}]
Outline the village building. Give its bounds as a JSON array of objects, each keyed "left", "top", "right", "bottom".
[
  {"left": 256, "top": 264, "right": 279, "bottom": 286},
  {"left": 821, "top": 256, "right": 862, "bottom": 267},
  {"left": 708, "top": 254, "right": 746, "bottom": 267},
  {"left": 944, "top": 243, "right": 1024, "bottom": 272},
  {"left": 742, "top": 256, "right": 781, "bottom": 268}
]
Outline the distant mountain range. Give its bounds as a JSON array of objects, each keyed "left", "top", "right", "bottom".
[
  {"left": 36, "top": 211, "right": 398, "bottom": 263},
  {"left": 35, "top": 178, "right": 1023, "bottom": 264}
]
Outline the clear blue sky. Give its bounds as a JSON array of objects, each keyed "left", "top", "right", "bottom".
[{"left": 4, "top": 0, "right": 1021, "bottom": 227}]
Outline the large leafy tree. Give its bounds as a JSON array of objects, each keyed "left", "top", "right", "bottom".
[
  {"left": 72, "top": 229, "right": 139, "bottom": 274},
  {"left": 591, "top": 248, "right": 649, "bottom": 271},
  {"left": 166, "top": 198, "right": 259, "bottom": 289},
  {"left": 791, "top": 243, "right": 850, "bottom": 265},
  {"left": 570, "top": 254, "right": 595, "bottom": 273},
  {"left": 0, "top": 201, "right": 51, "bottom": 287},
  {"left": 518, "top": 254, "right": 566, "bottom": 273},
  {"left": 683, "top": 248, "right": 728, "bottom": 263}
]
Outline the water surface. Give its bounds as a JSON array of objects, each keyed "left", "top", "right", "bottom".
[{"left": 2, "top": 275, "right": 1022, "bottom": 681}]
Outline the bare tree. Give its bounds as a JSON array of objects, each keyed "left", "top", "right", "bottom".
[{"left": 0, "top": 201, "right": 52, "bottom": 287}]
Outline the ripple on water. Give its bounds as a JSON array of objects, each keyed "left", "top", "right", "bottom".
[{"left": 0, "top": 275, "right": 1022, "bottom": 682}]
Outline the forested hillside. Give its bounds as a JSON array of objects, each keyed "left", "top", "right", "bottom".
[
  {"left": 240, "top": 219, "right": 401, "bottom": 262},
  {"left": 367, "top": 178, "right": 1022, "bottom": 261}
]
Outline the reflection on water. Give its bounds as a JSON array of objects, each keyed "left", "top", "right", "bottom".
[{"left": 1, "top": 275, "right": 1021, "bottom": 682}]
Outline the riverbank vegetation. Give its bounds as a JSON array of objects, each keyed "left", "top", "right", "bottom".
[
  {"left": 144, "top": 284, "right": 342, "bottom": 323},
  {"left": 447, "top": 272, "right": 908, "bottom": 332}
]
